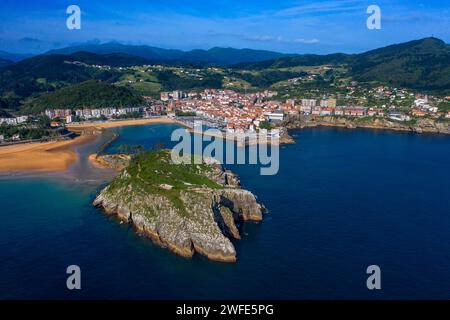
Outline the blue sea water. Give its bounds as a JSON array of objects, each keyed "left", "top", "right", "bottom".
[{"left": 1, "top": 124, "right": 450, "bottom": 299}]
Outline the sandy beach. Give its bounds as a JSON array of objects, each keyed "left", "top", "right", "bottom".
[
  {"left": 0, "top": 135, "right": 94, "bottom": 173},
  {"left": 0, "top": 118, "right": 184, "bottom": 173},
  {"left": 67, "top": 117, "right": 184, "bottom": 131}
]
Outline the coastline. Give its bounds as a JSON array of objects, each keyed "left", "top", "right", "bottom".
[
  {"left": 2, "top": 115, "right": 448, "bottom": 173},
  {"left": 188, "top": 128, "right": 295, "bottom": 146},
  {"left": 285, "top": 116, "right": 450, "bottom": 135},
  {"left": 67, "top": 117, "right": 188, "bottom": 131},
  {"left": 0, "top": 118, "right": 186, "bottom": 173},
  {"left": 0, "top": 135, "right": 95, "bottom": 173}
]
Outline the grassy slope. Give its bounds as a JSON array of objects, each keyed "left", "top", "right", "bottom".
[
  {"left": 25, "top": 80, "right": 144, "bottom": 114},
  {"left": 106, "top": 150, "right": 222, "bottom": 215}
]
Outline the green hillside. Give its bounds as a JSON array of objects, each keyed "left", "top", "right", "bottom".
[
  {"left": 0, "top": 54, "right": 121, "bottom": 111},
  {"left": 67, "top": 51, "right": 153, "bottom": 67},
  {"left": 0, "top": 58, "right": 12, "bottom": 69},
  {"left": 236, "top": 37, "right": 450, "bottom": 94},
  {"left": 25, "top": 80, "right": 144, "bottom": 114},
  {"left": 234, "top": 53, "right": 353, "bottom": 69},
  {"left": 2, "top": 37, "right": 450, "bottom": 115},
  {"left": 351, "top": 38, "right": 450, "bottom": 92}
]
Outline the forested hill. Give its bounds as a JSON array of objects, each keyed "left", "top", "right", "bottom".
[
  {"left": 351, "top": 37, "right": 450, "bottom": 92},
  {"left": 25, "top": 80, "right": 144, "bottom": 114},
  {"left": 0, "top": 53, "right": 124, "bottom": 111},
  {"left": 1, "top": 37, "right": 450, "bottom": 114},
  {"left": 235, "top": 37, "right": 450, "bottom": 93},
  {"left": 0, "top": 58, "right": 12, "bottom": 69}
]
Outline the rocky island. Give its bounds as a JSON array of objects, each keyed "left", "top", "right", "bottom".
[{"left": 93, "top": 150, "right": 266, "bottom": 262}]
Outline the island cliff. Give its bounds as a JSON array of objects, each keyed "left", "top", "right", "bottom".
[
  {"left": 93, "top": 150, "right": 265, "bottom": 262},
  {"left": 285, "top": 115, "right": 450, "bottom": 135}
]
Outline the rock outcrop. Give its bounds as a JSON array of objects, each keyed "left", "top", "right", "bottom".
[
  {"left": 89, "top": 153, "right": 131, "bottom": 170},
  {"left": 285, "top": 115, "right": 450, "bottom": 135},
  {"left": 93, "top": 150, "right": 265, "bottom": 262}
]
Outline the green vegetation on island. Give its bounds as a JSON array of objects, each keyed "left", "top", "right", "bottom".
[
  {"left": 93, "top": 150, "right": 265, "bottom": 262},
  {"left": 107, "top": 150, "right": 222, "bottom": 213}
]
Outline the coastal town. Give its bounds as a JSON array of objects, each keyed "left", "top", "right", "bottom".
[
  {"left": 1, "top": 85, "right": 450, "bottom": 144},
  {"left": 2, "top": 0, "right": 450, "bottom": 303}
]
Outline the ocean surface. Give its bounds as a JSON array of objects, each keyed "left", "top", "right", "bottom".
[{"left": 1, "top": 123, "right": 450, "bottom": 299}]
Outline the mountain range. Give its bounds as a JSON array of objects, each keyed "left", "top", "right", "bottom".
[
  {"left": 0, "top": 37, "right": 449, "bottom": 113},
  {"left": 0, "top": 50, "right": 32, "bottom": 62},
  {"left": 0, "top": 58, "right": 12, "bottom": 69},
  {"left": 46, "top": 43, "right": 291, "bottom": 66}
]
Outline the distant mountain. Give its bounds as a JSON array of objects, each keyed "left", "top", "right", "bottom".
[
  {"left": 68, "top": 51, "right": 153, "bottom": 67},
  {"left": 2, "top": 37, "right": 450, "bottom": 113},
  {"left": 0, "top": 58, "right": 13, "bottom": 69},
  {"left": 234, "top": 53, "right": 353, "bottom": 69},
  {"left": 25, "top": 80, "right": 144, "bottom": 114},
  {"left": 47, "top": 43, "right": 183, "bottom": 60},
  {"left": 0, "top": 50, "right": 32, "bottom": 62},
  {"left": 180, "top": 47, "right": 292, "bottom": 65},
  {"left": 46, "top": 43, "right": 291, "bottom": 65},
  {"left": 236, "top": 37, "right": 450, "bottom": 93}
]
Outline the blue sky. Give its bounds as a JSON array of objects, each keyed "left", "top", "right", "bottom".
[{"left": 0, "top": 0, "right": 449, "bottom": 54}]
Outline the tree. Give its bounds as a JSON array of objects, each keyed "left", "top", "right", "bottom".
[{"left": 258, "top": 121, "right": 273, "bottom": 130}]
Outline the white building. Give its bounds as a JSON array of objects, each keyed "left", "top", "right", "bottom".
[
  {"left": 286, "top": 99, "right": 296, "bottom": 106},
  {"left": 16, "top": 116, "right": 28, "bottom": 124},
  {"left": 334, "top": 107, "right": 345, "bottom": 116},
  {"left": 300, "top": 105, "right": 312, "bottom": 114},
  {"left": 0, "top": 118, "right": 17, "bottom": 125},
  {"left": 320, "top": 100, "right": 328, "bottom": 107},
  {"left": 173, "top": 90, "right": 183, "bottom": 100},
  {"left": 389, "top": 113, "right": 411, "bottom": 121},
  {"left": 301, "top": 99, "right": 317, "bottom": 107},
  {"left": 263, "top": 111, "right": 284, "bottom": 122}
]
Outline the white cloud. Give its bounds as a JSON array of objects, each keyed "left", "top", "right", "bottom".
[
  {"left": 222, "top": 33, "right": 320, "bottom": 45},
  {"left": 244, "top": 35, "right": 275, "bottom": 42},
  {"left": 275, "top": 0, "right": 365, "bottom": 17},
  {"left": 293, "top": 38, "right": 320, "bottom": 44}
]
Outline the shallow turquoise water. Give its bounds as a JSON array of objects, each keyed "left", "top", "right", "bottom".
[{"left": 1, "top": 124, "right": 450, "bottom": 299}]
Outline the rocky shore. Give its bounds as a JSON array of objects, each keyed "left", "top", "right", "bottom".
[
  {"left": 189, "top": 127, "right": 295, "bottom": 146},
  {"left": 93, "top": 150, "right": 266, "bottom": 262},
  {"left": 285, "top": 115, "right": 450, "bottom": 135},
  {"left": 89, "top": 153, "right": 131, "bottom": 170}
]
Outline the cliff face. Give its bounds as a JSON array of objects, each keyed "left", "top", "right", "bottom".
[
  {"left": 93, "top": 150, "right": 265, "bottom": 262},
  {"left": 286, "top": 115, "right": 450, "bottom": 134}
]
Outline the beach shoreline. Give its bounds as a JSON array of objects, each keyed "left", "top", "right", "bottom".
[
  {"left": 0, "top": 135, "right": 95, "bottom": 173},
  {"left": 0, "top": 118, "right": 187, "bottom": 173},
  {"left": 67, "top": 117, "right": 187, "bottom": 131}
]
